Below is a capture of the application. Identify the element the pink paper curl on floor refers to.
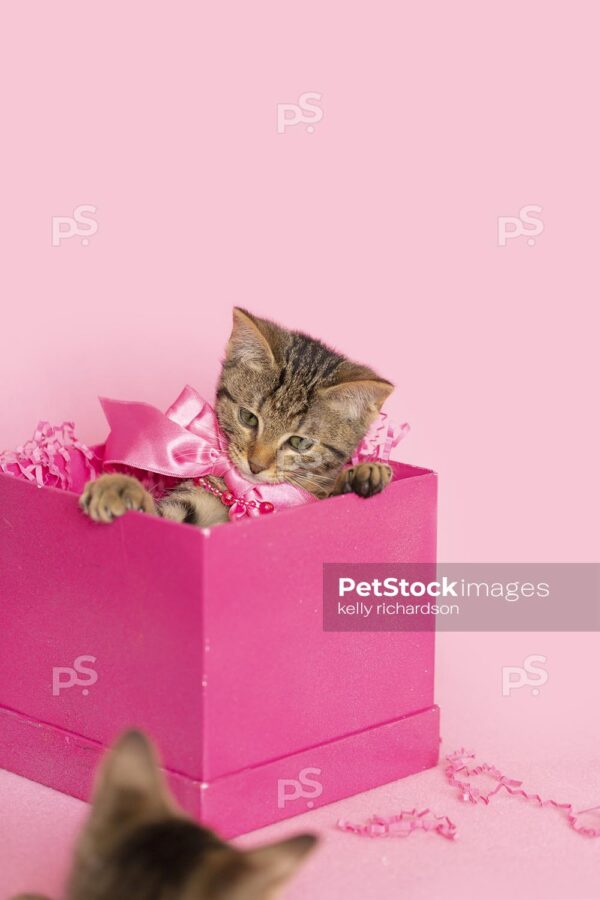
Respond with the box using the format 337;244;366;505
337;808;458;841
445;749;600;838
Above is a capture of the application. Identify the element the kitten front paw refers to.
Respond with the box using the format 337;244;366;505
80;474;156;523
335;462;393;498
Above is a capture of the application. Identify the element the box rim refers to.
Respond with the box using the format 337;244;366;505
0;463;438;540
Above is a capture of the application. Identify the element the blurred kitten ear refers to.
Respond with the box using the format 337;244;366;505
90;730;173;826
227;308;281;370
10;895;52;899
244;834;317;890
319;375;394;417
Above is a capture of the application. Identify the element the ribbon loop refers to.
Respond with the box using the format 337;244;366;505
101;386;318;519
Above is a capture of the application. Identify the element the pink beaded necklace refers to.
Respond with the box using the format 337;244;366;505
195;475;275;515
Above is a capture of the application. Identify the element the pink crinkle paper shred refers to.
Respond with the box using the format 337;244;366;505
351;412;409;465
338;749;600;842
445;748;600;838
337;808;457;841
0;422;179;499
0;421;102;494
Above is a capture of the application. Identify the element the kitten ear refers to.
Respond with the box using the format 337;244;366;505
226;308;281;371
319;375;394;418
244;834;317;889
90;730;173;826
206;836;316;898
10;895;52;899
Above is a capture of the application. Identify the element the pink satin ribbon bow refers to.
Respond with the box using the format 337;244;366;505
101;385;407;520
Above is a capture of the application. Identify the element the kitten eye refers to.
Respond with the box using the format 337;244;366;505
239;407;258;428
288;436;314;452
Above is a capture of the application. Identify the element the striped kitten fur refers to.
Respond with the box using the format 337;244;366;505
81;309;394;527
12;730;316;900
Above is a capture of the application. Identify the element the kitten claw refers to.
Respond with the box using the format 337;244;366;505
334;463;392;499
80;474;156;523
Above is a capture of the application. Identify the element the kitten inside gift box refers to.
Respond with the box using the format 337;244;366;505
0;308;439;856
3;308;405;522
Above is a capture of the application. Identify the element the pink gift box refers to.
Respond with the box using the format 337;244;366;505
0;461;439;837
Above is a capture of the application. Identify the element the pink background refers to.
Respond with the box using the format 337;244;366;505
0;2;598;899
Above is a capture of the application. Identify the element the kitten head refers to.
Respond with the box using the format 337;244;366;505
63;730;316;900
216;309;393;497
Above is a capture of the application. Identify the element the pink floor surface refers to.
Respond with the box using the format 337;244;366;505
2;632;599;900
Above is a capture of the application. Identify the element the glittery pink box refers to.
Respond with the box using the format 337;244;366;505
0;463;439;837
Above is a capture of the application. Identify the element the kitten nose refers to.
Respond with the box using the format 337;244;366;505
248;458;269;475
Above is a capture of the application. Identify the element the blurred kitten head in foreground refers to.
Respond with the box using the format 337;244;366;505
15;730;316;900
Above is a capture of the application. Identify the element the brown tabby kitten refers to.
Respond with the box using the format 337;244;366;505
80;309;394;527
13;730;316;900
